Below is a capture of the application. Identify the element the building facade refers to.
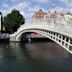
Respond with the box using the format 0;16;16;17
32;9;47;21
32;8;66;24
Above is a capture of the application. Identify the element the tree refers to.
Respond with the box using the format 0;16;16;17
3;9;25;33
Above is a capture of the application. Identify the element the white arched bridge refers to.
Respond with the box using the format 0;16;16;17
10;20;72;54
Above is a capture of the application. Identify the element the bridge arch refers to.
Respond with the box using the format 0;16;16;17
20;32;32;42
15;28;72;54
16;29;45;41
10;22;72;54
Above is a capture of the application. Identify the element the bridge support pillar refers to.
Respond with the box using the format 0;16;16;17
10;36;16;42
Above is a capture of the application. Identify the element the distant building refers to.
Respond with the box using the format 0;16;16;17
31;5;70;24
32;8;65;24
64;13;72;26
32;9;47;21
64;14;72;20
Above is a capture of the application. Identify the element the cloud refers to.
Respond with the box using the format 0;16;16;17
32;0;49;3
1;1;31;16
54;6;64;12
2;0;9;3
1;0;48;20
61;0;72;8
3;3;9;9
28;5;48;13
2;0;72;21
11;0;20;2
51;6;72;13
13;1;31;11
60;0;72;13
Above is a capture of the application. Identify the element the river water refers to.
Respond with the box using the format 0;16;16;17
0;41;72;72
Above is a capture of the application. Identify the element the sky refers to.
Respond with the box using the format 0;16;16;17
0;0;72;20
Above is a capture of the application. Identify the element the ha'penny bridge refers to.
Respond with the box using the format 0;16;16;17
10;19;72;54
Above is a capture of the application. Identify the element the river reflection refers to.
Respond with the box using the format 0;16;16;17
0;42;71;72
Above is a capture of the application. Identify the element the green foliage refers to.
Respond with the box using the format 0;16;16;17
3;9;25;33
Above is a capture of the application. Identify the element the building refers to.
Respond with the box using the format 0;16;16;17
64;14;72;20
32;8;65;24
64;13;72;26
32;9;47;21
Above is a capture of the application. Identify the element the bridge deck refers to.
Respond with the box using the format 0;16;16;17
17;21;72;39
